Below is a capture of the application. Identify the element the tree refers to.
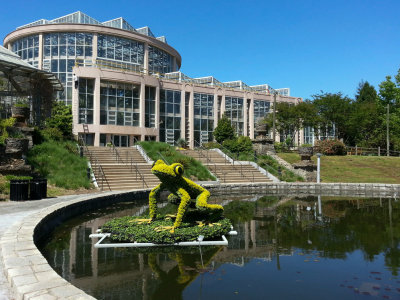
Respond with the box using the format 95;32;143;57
356;81;379;103
213;114;235;143
311;92;352;141
347;81;384;146
378;69;400;151
45;102;73;138
379;74;400;107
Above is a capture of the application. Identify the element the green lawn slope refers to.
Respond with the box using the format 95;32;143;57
277;152;400;184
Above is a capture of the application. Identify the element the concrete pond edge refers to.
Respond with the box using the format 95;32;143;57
1;182;400;299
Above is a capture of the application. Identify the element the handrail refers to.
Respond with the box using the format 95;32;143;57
194;140;252;182
78;136;111;191
109;140;124;163
109;140;148;188
213;141;282;180
129;157;148;188
156;151;170;164
192;141;221;181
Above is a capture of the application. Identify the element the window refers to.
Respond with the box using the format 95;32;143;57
160;89;181;144
100;81;140;126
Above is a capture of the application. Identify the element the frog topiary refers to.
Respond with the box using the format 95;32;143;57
137;160;223;233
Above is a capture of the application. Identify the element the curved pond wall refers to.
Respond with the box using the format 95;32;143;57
1;182;400;299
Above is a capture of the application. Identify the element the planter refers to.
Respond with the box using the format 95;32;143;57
255;123;268;134
11;106;30;117
5;138;29;155
298;146;313;160
11;106;30;122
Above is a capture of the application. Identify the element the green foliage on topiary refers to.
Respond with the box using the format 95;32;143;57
147;160;223;231
213;115;235;143
314;139;346;156
101;215;232;244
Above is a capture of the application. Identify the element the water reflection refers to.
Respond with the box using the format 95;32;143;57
40;195;400;300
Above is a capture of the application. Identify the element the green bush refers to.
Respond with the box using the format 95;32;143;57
213;115;235;143
223;136;253;154
45;103;73;139
0;118;16;145
41;127;63;141
27;140;91;189
314;139;346;156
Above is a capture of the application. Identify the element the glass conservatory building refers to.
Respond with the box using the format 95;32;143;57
3;12;302;148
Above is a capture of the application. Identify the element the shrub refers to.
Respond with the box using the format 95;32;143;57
41;127;63;141
176;138;187;148
213;115;235;143
0;117;16;145
222;136;252;154
314;139;346;156
45;103;73;139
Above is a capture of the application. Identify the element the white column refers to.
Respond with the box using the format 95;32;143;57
92;33;98;62
155;84;160;141
143;43;149;74
180;88;186;139
93;77;101;146
221;94;226;116
249;97;255;139
140;81;146;141
213;93;219;130
189;90;194;149
243;93;248;137
38;34;43;69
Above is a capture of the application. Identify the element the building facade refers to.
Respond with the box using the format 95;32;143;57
3;12;302;148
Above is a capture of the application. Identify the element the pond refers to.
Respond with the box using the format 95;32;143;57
39;195;400;300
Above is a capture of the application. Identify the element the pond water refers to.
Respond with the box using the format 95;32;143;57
39;195;400;300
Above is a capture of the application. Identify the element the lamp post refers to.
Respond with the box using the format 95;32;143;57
387;104;390;157
272;89;277;142
316;153;322;183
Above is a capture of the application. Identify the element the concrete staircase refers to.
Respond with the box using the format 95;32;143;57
86;146;159;191
179;149;272;184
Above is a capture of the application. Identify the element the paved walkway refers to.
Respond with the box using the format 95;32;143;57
0;193;101;300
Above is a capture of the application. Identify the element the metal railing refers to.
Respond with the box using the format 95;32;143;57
193;141;225;182
156;151;170;164
109;141;148;188
210;141;282;181
193;141;258;182
78;136;111;191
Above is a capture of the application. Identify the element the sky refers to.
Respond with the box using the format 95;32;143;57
1;0;400;100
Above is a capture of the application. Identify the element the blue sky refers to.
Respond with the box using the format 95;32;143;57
1;0;399;100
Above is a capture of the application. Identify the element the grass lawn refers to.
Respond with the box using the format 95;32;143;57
277;152;400;184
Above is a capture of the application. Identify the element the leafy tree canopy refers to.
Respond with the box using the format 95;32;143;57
45;102;73;138
213;114;235;143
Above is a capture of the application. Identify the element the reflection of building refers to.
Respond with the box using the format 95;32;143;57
3;12;301;147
